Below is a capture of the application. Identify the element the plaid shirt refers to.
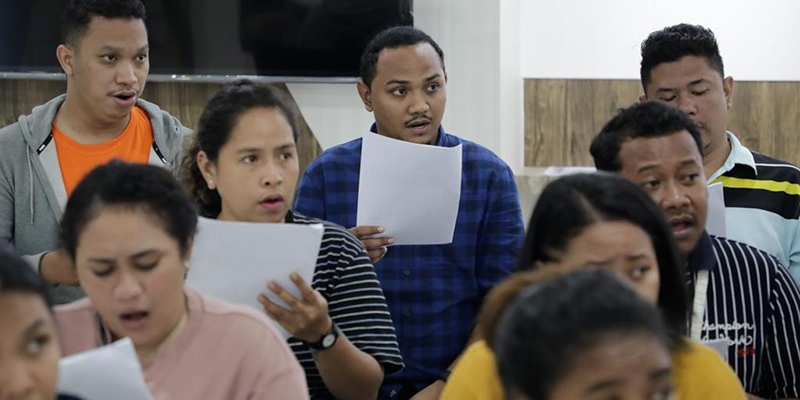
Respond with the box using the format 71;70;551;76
294;125;524;399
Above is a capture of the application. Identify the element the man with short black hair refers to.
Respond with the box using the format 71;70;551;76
0;0;190;303
294;26;524;400
591;101;800;400
640;23;800;283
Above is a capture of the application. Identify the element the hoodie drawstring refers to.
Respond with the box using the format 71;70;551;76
26;146;34;225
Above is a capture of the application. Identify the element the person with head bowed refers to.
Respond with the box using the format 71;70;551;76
53;161;309;400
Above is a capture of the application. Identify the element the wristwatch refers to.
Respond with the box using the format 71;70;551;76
307;323;341;351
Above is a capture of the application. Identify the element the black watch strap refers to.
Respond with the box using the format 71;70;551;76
307;323;340;350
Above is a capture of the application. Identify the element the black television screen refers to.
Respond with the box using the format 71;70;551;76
0;0;412;79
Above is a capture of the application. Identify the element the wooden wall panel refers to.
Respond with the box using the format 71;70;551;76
0;79;322;174
525;79;800;167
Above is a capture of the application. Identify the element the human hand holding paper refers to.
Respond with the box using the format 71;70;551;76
348;225;393;264
186;218;324;338
258;273;332;343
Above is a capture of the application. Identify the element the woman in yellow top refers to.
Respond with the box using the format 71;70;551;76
441;173;745;400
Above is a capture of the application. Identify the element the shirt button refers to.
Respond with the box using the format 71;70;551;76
403;269;411;276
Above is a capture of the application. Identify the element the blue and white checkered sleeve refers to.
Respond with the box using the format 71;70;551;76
475;164;524;297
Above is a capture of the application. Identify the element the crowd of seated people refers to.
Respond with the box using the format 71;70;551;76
1;1;798;400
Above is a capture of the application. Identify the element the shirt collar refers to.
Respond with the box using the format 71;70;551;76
687;230;717;272
368;123;447;147
707;131;757;182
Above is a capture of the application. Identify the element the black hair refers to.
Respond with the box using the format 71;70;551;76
182;80;299;218
0;242;54;308
520;173;688;336
494;269;673;400
640;23;724;90
590;101;703;172
60;161;198;259
359;26;445;88
62;0;147;47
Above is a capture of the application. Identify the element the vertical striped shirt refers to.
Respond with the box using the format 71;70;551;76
687;232;800;398
707;131;800;283
286;211;404;400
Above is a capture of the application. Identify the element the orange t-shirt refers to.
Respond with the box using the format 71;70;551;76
53;106;154;196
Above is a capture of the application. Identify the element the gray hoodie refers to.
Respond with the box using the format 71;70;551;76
0;94;191;303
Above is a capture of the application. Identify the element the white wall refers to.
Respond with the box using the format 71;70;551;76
290;0;525;171
520;0;800;81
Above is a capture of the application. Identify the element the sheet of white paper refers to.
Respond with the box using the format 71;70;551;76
186;217;324;338
57;338;154;400
706;182;726;237
543;166;597;177
357;132;462;245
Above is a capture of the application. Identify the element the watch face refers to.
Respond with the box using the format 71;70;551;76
322;333;336;348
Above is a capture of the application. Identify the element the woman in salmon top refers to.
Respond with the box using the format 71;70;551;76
53;161;309;400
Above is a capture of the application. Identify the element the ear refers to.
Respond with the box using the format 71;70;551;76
723;76;734;110
196;151;217;190
638;94;648;103
357;81;373;112
183;237;194;270
56;44;75;76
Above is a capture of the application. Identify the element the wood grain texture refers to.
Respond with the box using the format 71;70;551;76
524;79;800;167
0;79;322;175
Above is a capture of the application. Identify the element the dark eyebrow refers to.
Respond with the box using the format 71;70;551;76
679;158;701;168
276;143;297;151
649;368;672;381
626;253;651;261
385;79;410;86
656;78;710;93
636;163;660;174
98;45;122;53
424;73;442;81
87;256;115;264
586;379;621;393
98;45;149;54
24;319;46;337
687;78;710;86
235;147;263;154
130;249;160;260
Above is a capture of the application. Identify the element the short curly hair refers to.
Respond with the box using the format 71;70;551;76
590;101;703;172
640;23;724;90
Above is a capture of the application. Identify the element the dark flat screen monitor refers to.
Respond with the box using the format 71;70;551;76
0;0;413;79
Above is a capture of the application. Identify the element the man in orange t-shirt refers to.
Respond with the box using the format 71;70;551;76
0;0;190;303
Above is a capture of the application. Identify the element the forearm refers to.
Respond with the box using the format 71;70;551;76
314;334;383;400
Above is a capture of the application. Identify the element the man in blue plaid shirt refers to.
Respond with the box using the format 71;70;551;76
294;26;524;400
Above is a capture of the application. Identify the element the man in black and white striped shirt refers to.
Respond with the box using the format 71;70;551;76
591;101;800;399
